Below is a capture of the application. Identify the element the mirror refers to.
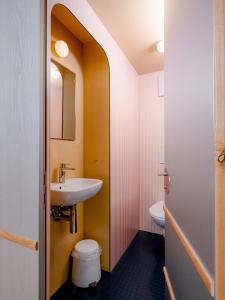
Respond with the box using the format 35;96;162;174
50;60;76;140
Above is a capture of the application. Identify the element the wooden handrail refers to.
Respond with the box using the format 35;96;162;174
164;206;214;296
0;229;38;251
163;266;176;300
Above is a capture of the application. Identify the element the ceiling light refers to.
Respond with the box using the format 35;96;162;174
157;40;164;53
55;40;69;58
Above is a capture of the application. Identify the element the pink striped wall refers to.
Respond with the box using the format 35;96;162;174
110;67;140;269
48;0;140;271
139;72;165;235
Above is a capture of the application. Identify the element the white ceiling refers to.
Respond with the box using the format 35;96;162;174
87;0;164;74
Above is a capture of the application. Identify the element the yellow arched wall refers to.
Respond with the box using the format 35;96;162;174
50;16;85;295
50;6;110;296
83;40;110;272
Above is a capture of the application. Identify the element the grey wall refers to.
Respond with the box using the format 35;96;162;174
165;0;215;299
0;1;45;299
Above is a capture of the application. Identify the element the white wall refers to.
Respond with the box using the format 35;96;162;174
139;71;165;235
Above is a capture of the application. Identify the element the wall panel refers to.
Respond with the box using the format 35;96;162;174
50;17;84;295
83;40;110;271
215;0;225;298
48;0;140;271
139;71;164;235
110;62;140;269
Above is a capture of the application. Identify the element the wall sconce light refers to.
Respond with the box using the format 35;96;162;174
51;62;61;79
55;40;69;58
157;40;164;53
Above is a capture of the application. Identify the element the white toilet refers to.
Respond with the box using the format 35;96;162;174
149;201;165;228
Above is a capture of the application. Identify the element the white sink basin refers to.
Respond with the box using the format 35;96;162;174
51;178;103;206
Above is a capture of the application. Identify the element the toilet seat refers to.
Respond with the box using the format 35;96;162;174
149;201;165;219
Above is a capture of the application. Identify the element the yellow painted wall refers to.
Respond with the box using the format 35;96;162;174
83;41;110;271
50;10;110;294
50;16;84;295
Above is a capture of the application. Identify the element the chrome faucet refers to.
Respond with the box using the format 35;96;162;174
59;163;75;183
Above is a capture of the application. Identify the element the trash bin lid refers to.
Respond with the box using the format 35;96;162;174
74;239;99;258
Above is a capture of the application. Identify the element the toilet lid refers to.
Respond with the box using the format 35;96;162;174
75;239;99;257
149;201;165;219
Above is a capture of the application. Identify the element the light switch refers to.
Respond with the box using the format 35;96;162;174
159;149;165;164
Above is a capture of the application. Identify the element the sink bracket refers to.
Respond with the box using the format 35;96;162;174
51;205;77;234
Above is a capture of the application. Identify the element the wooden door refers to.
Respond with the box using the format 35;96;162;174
0;1;45;299
215;0;225;299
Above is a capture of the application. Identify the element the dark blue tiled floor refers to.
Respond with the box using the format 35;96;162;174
51;231;165;300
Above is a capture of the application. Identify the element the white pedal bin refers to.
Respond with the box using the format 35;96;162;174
72;239;102;288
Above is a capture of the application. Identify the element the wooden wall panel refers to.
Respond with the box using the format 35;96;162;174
139;72;165;236
214;0;225;299
49;16;85;296
83;40;110;272
110;63;140;269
